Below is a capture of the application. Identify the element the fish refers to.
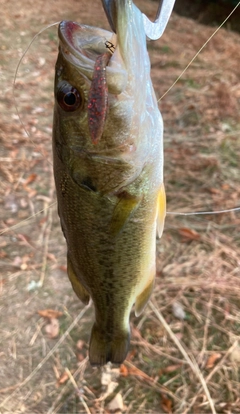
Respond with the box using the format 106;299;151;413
52;0;166;366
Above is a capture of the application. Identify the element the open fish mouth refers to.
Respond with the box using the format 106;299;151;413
58;20;127;96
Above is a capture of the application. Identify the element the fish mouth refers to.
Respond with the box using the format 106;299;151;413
58;20;127;95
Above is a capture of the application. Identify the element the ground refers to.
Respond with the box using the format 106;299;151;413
0;0;240;413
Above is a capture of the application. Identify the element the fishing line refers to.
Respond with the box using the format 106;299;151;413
13;21;60;166
158;1;240;219
167;206;240;216
0;202;57;236
2;202;239;237
8;7;239;239
157;1;240;102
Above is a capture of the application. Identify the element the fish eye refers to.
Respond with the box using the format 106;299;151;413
57;83;82;112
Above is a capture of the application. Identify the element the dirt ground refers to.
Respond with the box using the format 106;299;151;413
1;0;240;413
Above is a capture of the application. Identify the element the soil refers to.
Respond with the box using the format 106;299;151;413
174;0;240;33
0;0;240;412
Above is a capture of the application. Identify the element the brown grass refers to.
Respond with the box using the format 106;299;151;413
1;0;240;412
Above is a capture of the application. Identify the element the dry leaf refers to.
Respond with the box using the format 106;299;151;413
38;309;63;319
76;340;85;350
45;318;59;338
126;349;136;361
107;393;124;412
57;371;69;386
209;187;221;195
77;353;85;362
161;364;182;374
205;353;222;369
161;395;173;413
23;173;37;186
124;364;151;381
59;265;67;272
178;227;200;241
172;302;186;320
120;364;128;377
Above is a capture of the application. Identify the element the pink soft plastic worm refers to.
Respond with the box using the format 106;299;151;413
88;52;111;145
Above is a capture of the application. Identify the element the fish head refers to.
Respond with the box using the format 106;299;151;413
53;1;163;192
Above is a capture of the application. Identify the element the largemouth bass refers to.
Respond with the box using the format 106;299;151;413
52;0;166;366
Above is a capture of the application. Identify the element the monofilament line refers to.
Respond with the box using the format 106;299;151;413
158;1;240;102
167;206;240;216
13;22;60;151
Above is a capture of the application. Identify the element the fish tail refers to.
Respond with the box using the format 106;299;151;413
89;323;130;366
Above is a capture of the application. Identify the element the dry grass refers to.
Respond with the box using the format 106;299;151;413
0;0;240;412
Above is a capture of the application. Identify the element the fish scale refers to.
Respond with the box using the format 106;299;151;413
53;0;166;366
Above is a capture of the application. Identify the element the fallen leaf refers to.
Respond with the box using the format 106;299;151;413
205;353;222;369
76;340;85;351
45;318;59;339
57;371;69;386
107;393;124;412
172;302;186;320
23;173;37;186
178;227;200;241
59;265;67;272
209;187;221;195
0;278;7;289
161;395;173;413
38;309;63;319
77;353;85;362
161;364;182;374
126;349;136;361
221;183;230;190
123;363;151;381
47;253;57;262
120;364;128;377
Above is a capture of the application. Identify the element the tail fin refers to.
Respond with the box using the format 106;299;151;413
89;323;130;366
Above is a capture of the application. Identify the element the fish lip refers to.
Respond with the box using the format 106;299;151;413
58;21;112;63
58;20;127;94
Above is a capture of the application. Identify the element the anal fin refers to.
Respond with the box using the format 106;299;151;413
157;183;166;238
135;278;154;317
67;255;90;305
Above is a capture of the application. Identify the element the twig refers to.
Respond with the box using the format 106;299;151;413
48;357;89;414
39;202;53;286
0;303;91;410
149;301;217;414
199;289;213;366
65;367;91;414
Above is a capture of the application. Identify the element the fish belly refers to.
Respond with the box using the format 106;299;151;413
53;148;159;365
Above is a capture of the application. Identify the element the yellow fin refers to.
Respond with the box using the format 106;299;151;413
135;278;155;317
157;183;166;238
67;255;90;305
110;192;141;237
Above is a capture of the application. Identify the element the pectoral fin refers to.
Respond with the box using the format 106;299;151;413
67;255;90;304
135;278;154;317
157;183;166;238
110;192;141;237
